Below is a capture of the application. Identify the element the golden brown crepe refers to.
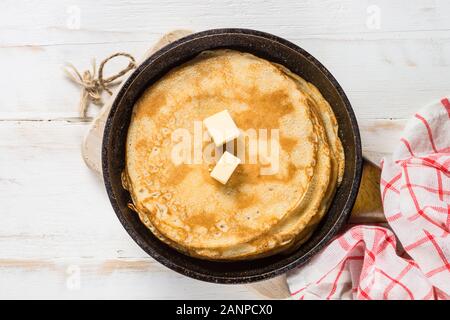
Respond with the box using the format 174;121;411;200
123;49;344;260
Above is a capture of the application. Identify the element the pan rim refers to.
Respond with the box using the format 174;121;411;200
102;28;363;284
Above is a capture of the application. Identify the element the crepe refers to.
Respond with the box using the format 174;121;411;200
124;49;344;260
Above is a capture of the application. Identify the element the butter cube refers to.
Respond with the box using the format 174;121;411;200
210;151;241;184
203;110;240;147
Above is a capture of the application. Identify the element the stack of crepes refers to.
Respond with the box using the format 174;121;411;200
123;50;345;260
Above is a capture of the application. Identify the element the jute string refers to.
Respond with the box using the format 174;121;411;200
64;53;136;118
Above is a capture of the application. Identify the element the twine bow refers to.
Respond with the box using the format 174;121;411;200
64;53;136;118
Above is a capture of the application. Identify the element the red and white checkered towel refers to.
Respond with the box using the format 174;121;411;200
287;98;450;300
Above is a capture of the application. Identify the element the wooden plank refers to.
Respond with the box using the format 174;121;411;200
0;257;258;299
0;36;448;120
2;0;450;46
1;1;449;120
359;118;406;165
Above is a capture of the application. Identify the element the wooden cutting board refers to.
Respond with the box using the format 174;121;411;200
81;30;402;299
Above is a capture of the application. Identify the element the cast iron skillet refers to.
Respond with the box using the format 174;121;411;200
102;28;362;284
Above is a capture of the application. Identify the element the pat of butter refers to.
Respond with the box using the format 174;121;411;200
203;110;240;147
210;151;241;184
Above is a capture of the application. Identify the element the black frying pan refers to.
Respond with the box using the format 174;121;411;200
102;29;362;284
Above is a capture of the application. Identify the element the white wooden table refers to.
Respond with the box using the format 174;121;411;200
1;0;448;299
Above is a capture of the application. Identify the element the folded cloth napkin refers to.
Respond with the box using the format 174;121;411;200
287;98;450;300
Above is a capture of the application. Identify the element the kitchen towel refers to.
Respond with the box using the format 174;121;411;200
287;98;450;300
